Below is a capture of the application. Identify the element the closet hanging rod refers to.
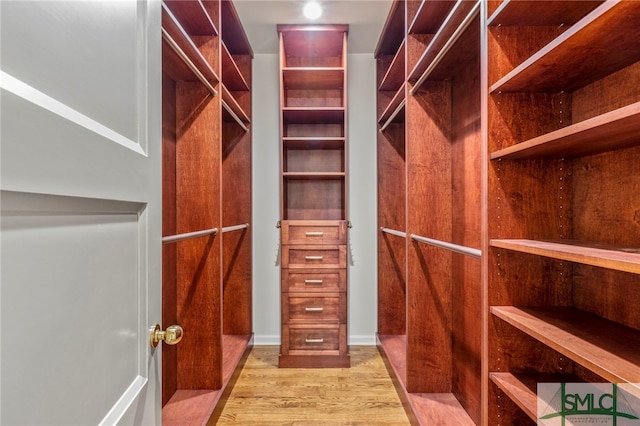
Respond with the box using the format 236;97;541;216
380;227;407;238
222;100;249;132
162;227;218;244
409;1;480;95
410;234;481;258
380;99;406;132
221;223;250;233
161;27;219;98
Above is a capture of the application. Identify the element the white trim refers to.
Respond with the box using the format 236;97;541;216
349;335;377;346
253;335;281;345
98;375;147;426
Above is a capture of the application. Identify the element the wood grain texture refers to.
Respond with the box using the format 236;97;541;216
217;346;409;425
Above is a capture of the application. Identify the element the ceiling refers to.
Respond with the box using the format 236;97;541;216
233;0;393;54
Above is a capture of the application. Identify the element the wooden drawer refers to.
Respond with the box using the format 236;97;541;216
283;293;346;323
282;245;346;269
282;269;346;293
287;325;341;351
281;220;347;245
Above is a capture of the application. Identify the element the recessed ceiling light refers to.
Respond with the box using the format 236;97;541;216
303;1;322;20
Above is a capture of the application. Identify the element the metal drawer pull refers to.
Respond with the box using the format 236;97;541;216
305;307;324;312
305;338;324;344
305;255;323;260
305;279;324;284
305;231;324;236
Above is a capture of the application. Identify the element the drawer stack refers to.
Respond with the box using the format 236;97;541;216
279;220;349;367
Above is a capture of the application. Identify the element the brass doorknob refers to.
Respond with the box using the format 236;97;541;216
150;324;183;347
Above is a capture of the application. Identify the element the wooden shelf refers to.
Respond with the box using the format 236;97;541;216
408;0;479;86
221;84;249;125
490;1;640;93
490;102;640;160
379;40;405;92
283;137;344;150
491;306;640;386
380;99;405;132
283;107;345;124
280;25;347;63
408;0;456;35
221;42;249;91
374;0;405;57
490;372;582;422
487;0;602;27
282;68;344;90
221;0;253;56
283;172;346;180
161;3;219;85
163;0;218;36
378;83;405;124
490;239;640;274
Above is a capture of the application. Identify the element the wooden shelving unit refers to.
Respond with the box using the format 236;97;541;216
486;1;640;424
160;1;253;424
376;0;481;424
278;24;350;368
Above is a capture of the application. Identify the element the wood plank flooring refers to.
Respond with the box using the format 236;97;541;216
210;346;410;425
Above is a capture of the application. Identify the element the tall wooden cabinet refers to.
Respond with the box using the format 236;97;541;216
160;0;253;424
277;24;350;368
376;0;640;424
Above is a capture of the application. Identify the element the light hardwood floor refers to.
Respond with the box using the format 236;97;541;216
211;346;411;425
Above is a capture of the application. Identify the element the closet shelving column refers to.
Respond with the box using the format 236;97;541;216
486;1;640;424
376;0;482;423
278;24;350;369
161;0;253;423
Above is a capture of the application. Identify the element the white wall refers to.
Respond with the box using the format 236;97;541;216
251;53;378;345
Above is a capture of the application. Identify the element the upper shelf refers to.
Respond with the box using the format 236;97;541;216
408;1;479;88
491;306;640;386
490;102;640;160
374;0;405;57
283;107;345;125
282;68;344;90
221;0;253;56
487;0;602;27
490;239;640;275
490;1;640;93
409;0;457;34
379;40;405;92
163;0;218;36
379;83;405;124
222;84;250;127
162;3;219;88
279;25;347;66
221;42;249;91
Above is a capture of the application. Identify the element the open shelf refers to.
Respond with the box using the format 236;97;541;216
283;172;345;180
282;68;344;90
283;107;345;124
378;40;405;92
162;3;219;86
378;83;405;124
374;0;405;57
221;42;249;91
487;0;602;27
221;84;250;126
280;25;347;68
408;0;478;85
220;0;252;56
163;0;218;36
491;306;640;386
490;102;640;160
490;1;640;93
490;239;640;274
408;0;456;34
282;137;344;150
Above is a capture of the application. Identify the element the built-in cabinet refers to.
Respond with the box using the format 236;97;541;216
278;24;350;368
376;0;640;424
160;0;253;423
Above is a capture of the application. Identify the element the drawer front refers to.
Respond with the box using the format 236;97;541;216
283;269;346;293
281;220;346;245
288;326;341;351
284;294;344;323
282;245;346;269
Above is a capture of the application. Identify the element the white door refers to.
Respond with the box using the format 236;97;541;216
1;1;163;425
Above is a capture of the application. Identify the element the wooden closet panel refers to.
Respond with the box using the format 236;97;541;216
378;232;406;336
377;126;405;230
